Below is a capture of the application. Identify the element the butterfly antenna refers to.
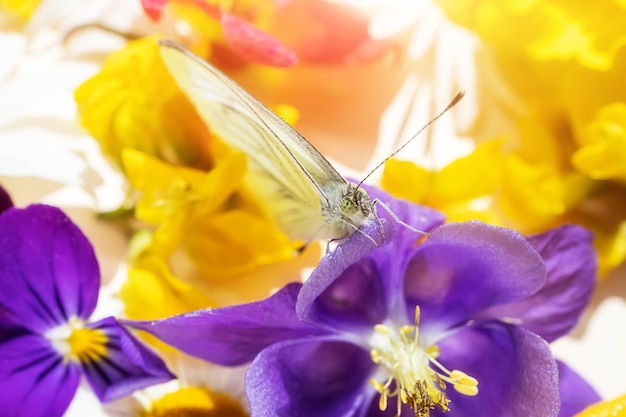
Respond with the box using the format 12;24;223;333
357;91;465;188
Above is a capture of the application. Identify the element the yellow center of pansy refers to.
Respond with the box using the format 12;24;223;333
46;317;108;363
143;387;248;417
368;307;478;416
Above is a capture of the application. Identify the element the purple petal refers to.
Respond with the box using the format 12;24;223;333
0;184;13;214
127;283;326;365
0;205;100;333
0;334;80;417
298;220;395;333
0;310;29;343
298;192;445;333
403;222;546;338
480;226;596;342
246;337;375;417
557;360;600;417
80;317;174;402
433;322;559;417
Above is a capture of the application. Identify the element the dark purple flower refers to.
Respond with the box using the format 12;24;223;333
0;204;174;417
129;189;597;417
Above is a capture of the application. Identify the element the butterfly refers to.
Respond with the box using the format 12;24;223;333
158;39;462;246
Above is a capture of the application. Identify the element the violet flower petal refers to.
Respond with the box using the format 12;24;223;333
127;283;325;365
433;321;559;417
297;219;394;333
0;184;13;214
403;222;546;338
0;205;100;333
246;337;374;417
557;360;600;417
0;334;80;417
299;256;389;334
298;195;445;333
81;317;174;402
480;225;596;342
0;310;29;343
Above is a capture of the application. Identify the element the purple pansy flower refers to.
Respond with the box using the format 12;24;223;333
129;188;598;417
0;204;174;417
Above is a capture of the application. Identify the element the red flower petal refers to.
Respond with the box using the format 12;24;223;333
140;0;169;21
221;13;298;68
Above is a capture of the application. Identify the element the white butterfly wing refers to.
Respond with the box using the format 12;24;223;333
159;40;348;241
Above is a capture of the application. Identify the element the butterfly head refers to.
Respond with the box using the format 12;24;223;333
339;185;373;222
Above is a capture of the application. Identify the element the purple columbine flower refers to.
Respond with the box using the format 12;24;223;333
129;188;599;417
0;204;174;417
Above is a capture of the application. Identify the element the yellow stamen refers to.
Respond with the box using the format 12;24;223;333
143;386;248;417
368;306;479;416
67;326;108;363
46;317;108;363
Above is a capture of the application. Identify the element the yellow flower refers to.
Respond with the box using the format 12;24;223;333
121;250;215;321
76;33;316;309
105;355;249;417
0;0;40;20
122;148;246;255
382;139;505;224
574;393;626;417
437;0;626;71
75;35;212;170
497;155;592;232
573;102;626;182
122;147;301;278
143;386;248;417
183;204;298;276
429;1;626;276
380;139;626;274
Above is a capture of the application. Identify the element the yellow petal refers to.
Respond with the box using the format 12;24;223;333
184;209;297;277
573;102;626;182
498;155;567;231
75;36;212;169
122;148;246;226
595;221;626;277
437;0;626;71
443;201;501;225
381;159;431;204
574;393;626;417
146;386;248;417
120;252;216;353
434;138;504;204
121;254;215;321
381;140;504;223
0;0;40;19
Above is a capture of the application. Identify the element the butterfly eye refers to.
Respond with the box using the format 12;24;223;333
339;196;359;216
356;187;369;200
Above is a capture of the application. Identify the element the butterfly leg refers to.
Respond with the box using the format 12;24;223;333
372;199;430;237
325;238;344;253
346;222;380;246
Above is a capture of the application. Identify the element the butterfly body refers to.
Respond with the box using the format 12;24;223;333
159;40;377;243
